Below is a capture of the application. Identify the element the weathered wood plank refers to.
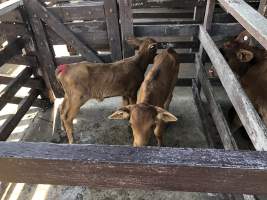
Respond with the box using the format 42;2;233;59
29;0;104;63
133;8;194;18
134;24;199;37
176;77;221;87
196;55;238;150
0;37;25;67
0;89;39;141
7;55;37;66
132;0;204;8
104;0;122;61
199;26;267;151
217;0;267;49
0;9;23;23
192;79;222;148
0;23;28;47
0;76;44;90
8;96;51;109
0;0;22;17
0;142;267;194
24;1;63;99
118;0;134;58
0;67;32;111
56;54;112;64
258;0;267;16
134;23;243;38
56;53;195;64
46;21;109;50
47;2;105;22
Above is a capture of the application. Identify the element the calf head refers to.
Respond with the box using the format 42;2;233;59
127;37;158;63
220;37;255;77
109;103;177;147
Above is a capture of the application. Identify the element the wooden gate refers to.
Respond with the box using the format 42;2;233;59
22;0;122;98
0;0;267;198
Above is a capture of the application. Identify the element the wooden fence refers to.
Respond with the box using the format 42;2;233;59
0;0;266;198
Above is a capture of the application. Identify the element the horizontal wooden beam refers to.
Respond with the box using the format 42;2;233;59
7;96;50;109
0;0;23;17
132;0;204;8
199;26;267;151
0;142;266;194
55;53;195;64
176;77;221;87
0;67;32;111
134;23;243;38
217;0;267;49
0;37;26;67
0;76;44;90
7;55;37;66
0;89;39;141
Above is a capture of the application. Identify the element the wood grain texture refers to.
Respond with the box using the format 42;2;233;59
0;76;44;90
0;67;32;111
29;0;104;63
0;142;267;194
0;37;26;67
104;0;122;61
0;0;22;17
24;1;63;99
199;26;267;151
0;89;39;141
196;55;238;150
118;0;134;58
47;2;105;22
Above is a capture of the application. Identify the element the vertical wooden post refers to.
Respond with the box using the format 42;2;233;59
104;0;122;61
118;0;134;58
258;0;267;16
23;0;63;100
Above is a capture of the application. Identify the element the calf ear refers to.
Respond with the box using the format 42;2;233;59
155;107;177;122
108;106;133;120
236;49;254;63
127;37;142;49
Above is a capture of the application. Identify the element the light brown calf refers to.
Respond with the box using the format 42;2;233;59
109;48;179;147
220;33;267;132
56;38;158;144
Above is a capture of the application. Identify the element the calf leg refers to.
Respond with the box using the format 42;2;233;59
129;94;137;105
154;120;166;146
122;96;130;106
164;93;173;110
61;94;86;144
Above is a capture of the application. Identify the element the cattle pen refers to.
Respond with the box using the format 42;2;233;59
0;0;267;199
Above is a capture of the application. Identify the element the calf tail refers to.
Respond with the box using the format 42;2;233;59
55;64;68;80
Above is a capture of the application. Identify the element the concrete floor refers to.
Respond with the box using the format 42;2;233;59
0;63;262;200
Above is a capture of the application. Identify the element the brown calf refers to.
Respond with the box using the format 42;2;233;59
56;38;158;144
109;48;179;147
220;34;267;132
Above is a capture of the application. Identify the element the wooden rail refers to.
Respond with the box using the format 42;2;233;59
0;142;266;195
199;26;267;151
0;89;40;141
0;38;26;67
0;0;22;17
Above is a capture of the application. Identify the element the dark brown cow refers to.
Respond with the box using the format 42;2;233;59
220;33;267;132
56;37;158;144
109;48;179;147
